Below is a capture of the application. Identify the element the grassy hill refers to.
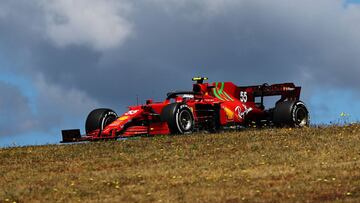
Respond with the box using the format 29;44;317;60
1;125;360;202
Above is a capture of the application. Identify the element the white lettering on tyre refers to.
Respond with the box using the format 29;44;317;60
101;111;118;130
176;104;193;134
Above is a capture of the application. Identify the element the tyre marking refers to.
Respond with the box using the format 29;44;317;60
175;105;193;134
292;101;308;127
175;108;183;134
101;112;118;130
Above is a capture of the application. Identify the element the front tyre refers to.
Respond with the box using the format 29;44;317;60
85;108;118;135
273;101;309;127
161;103;194;134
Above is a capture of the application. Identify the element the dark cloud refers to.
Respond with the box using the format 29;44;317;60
0;78;99;136
1;0;360;136
0;81;37;136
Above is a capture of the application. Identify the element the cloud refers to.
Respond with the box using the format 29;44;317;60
150;0;242;16
0;75;99;136
33;74;100;130
0;81;37;136
39;0;133;50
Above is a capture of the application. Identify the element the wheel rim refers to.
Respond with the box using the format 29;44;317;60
295;107;308;126
179;110;193;131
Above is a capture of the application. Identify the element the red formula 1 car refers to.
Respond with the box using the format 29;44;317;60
61;77;309;143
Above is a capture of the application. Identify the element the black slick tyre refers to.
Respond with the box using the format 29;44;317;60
273;100;309;127
85;108;118;135
161;103;194;134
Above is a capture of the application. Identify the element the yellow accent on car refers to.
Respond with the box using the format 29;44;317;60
192;77;208;81
224;107;234;120
118;116;129;121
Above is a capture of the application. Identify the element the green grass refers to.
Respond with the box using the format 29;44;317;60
1;125;360;202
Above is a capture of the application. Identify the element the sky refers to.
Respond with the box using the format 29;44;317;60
1;0;360;147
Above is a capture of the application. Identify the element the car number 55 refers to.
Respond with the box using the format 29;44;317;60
240;91;248;102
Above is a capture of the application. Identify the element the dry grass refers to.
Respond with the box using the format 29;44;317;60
1;125;360;202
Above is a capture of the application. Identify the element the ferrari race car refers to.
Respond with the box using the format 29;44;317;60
61;77;309;143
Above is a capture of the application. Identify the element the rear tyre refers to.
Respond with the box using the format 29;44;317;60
85;108;118;135
273;101;309;127
161;103;194;134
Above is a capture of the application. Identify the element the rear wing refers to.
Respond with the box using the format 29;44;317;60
237;83;301;104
